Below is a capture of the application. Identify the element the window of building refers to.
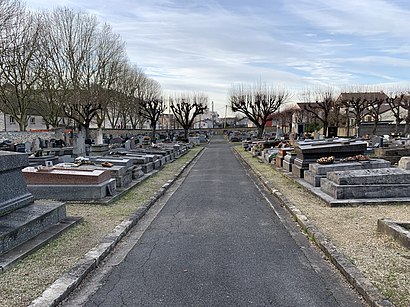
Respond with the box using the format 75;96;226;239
9;116;15;124
30;117;36;125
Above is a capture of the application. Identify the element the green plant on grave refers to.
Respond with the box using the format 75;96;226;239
305;122;322;133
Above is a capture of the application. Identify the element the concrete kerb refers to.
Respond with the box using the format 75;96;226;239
29;146;205;307
232;148;393;307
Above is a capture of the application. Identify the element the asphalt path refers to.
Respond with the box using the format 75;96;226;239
66;136;365;306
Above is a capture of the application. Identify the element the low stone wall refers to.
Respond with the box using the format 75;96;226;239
0;131;55;143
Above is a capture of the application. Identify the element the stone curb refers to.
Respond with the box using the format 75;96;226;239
29;147;205;307
233;148;393;307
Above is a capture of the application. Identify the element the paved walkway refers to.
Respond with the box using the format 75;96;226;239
71;137;364;306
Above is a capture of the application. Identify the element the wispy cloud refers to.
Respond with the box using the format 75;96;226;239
25;0;410;110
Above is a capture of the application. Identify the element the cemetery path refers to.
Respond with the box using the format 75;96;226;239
67;136;365;307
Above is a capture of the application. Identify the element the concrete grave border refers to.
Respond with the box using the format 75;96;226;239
378;218;410;249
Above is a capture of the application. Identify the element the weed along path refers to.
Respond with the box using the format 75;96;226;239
64;136;365;306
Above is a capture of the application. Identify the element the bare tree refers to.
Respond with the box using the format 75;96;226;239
385;92;403;134
170;93;208;140
41;8;126;139
229;81;289;138
0;0;23;46
138;78;165;142
390;92;410;135
367;93;388;135
338;89;388;136
300;87;337;137
126;66;146;129
0;8;42;131
270;106;299;134
105;63;134;129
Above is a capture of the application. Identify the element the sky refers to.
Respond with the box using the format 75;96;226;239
25;0;410;115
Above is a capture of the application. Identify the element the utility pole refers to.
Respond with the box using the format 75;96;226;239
224;104;228;129
211;101;214;129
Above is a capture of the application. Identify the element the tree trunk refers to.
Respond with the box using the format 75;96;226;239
323;122;328;138
372;121;378;136
395;117;401;134
151;122;157;143
257;125;264;139
18;120;27;131
184;128;189;141
85;125;91;140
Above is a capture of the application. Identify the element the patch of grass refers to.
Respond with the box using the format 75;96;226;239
0;147;201;307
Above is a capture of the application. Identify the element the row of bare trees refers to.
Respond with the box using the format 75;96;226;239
300;87;410;137
229;81;410;138
0;1;209;141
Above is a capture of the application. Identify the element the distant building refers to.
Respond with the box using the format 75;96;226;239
0;111;49;132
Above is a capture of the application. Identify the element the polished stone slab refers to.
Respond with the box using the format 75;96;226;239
305;159;391;187
291;140;367;178
327;168;410;185
23;167;111;185
27;179;116;201
320;168;410;199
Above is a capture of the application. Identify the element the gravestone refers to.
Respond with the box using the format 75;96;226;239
32;138;41;152
0;151;77;264
89;144;109;157
292;139;367;178
130;138;138;150
73;129;86;156
23;165;116;201
374;146;410;164
304;159;391;187
320;168;410;199
96;128;104;145
24;141;31;153
398;156;410;170
124;140;131;151
275;147;293;168
328;127;338;138
283;152;297;172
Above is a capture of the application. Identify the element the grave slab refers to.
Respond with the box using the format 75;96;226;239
292;139;367;178
320;168;410;199
304;159;391;187
28;179;116;201
23;167;111;185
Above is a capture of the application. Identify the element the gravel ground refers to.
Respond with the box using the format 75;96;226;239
0;147;201;307
235;147;410;307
